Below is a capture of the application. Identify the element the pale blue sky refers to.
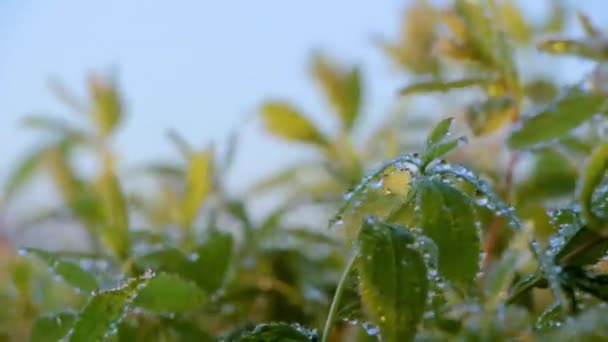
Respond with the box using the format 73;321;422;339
1;0;607;194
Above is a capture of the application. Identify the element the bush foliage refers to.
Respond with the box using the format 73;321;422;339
3;0;608;341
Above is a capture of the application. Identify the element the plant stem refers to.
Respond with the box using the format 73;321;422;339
321;251;358;342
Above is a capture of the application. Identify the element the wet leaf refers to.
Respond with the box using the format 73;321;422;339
135;273;207;313
417;178;480;289
426;117;454;148
231;322;317;341
579;143;608;229
421;138;463;170
260;101;327;146
64;272;153;342
20;248;98;292
357;217;428;342
179;147;213;227
509;87;608;148
30;312;76;342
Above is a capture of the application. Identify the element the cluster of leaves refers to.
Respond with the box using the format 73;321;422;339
3;0;608;341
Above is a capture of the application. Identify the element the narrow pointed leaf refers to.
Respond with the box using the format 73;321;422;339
422;137;463;169
509;87;608;148
64;272;153;342
418;179;480;289
134;273;207;313
466;96;515;136
426;117;454;147
537;37;608;61
540;306;608;341
400;78;486;96
4;147;44;200
30;312;76;342
580;143;608;229
20;248;98;292
179;148;213;227
96;167;130;260
576;11;601;37
260;101;326;145
357;218;428;342
89;75;123;136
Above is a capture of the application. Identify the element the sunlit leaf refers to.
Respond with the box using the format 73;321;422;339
509;87;608;148
260;101;326;145
30;312;76;342
19;248;98;292
96;164;130;260
579;143;608;229
135;273;207;313
179;147;213;227
537;37;608;61
64;271;153;342
499;1;531;44
466;96;515;136
399;78;486;96
89;74;123;136
357;217;428;342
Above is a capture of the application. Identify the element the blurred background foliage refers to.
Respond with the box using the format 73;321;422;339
3;0;608;341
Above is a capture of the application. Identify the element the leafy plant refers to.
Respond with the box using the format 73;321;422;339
4;0;608;341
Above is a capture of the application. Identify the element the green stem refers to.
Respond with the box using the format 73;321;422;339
321;251;358;342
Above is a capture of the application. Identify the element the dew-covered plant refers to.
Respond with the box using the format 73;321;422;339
3;0;608;341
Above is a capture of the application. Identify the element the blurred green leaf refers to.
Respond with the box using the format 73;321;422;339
22;115;87;141
191;231;234;293
509;87;607;148
96;166;131;260
65;272;153;342
30;312;76;342
466;96;515;136
260;101;326;146
399;78;486;96
89;74;123;136
540;306;608;341
135;273;207;313
3;147;44;200
580;143;608;229
357;218;428;342
551;209;608;267
179;147;213;227
167;129;193;160
417;179;479;289
537;37;608;61
576;11;601;37
426;117;454;148
20;248;98;292
422;138;463;170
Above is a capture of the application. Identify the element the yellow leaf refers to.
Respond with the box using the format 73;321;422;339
499;1;531;44
96;161;130;259
179;148;213;227
466;97;515;136
89;74;123;136
260;101;326;145
382;166;412;196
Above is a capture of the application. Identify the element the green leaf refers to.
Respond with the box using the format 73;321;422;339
260;101;326;145
485;252;518;310
550;209;608;267
400;78;486;96
580;143;608;229
576;11;601;37
539;306;608;341
179;148;213;227
311;53;362;130
417;178;480;289
166;129;194;159
134;273;207;313
3;147;44;200
509;87;608;148
421;137;464;170
466;96;515;136
30;312;76;342
191;231;234;293
537;37;608;61
232;322;317;341
96;167;130;260
64;272;153;342
357;217;428;342
19;248;98;292
562;267;608;301
89;75;123;136
426;117;454;148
